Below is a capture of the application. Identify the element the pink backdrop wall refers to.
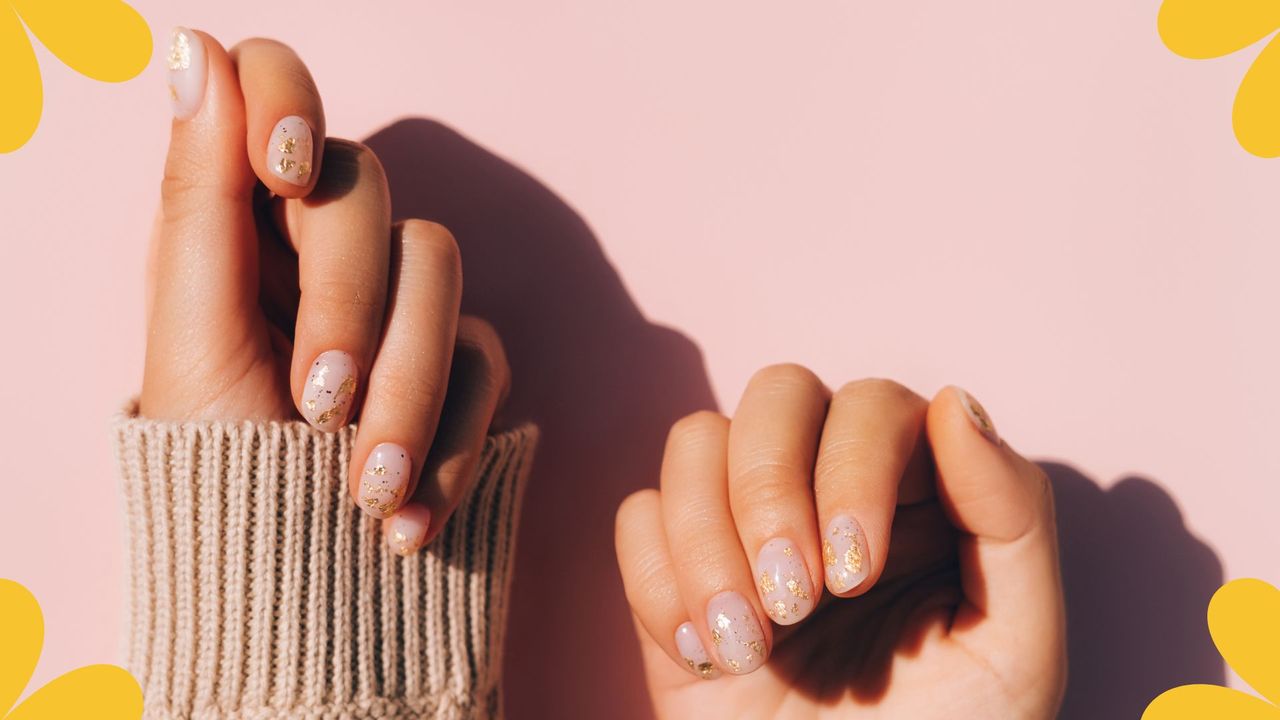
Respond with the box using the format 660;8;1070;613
1;1;1273;716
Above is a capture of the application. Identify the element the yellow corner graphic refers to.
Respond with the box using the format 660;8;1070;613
1159;0;1280;157
1144;579;1280;719
0;1;151;154
0;579;142;720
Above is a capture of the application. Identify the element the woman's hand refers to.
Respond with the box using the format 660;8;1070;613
615;367;1065;719
140;29;509;554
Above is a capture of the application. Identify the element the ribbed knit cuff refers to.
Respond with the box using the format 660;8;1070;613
114;403;537;720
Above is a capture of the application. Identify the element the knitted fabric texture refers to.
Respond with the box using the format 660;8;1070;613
114;405;537;720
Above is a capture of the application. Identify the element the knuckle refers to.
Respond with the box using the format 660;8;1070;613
667;410;728;450
749;362;823;394
307;275;383;320
835;377;918;406
377;366;447;415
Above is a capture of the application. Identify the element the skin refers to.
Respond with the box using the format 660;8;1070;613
616;367;1067;719
140;31;510;553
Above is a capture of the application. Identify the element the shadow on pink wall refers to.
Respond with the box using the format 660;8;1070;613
363;119;1224;719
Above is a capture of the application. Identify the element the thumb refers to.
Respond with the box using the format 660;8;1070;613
926;387;1066;693
144;29;263;417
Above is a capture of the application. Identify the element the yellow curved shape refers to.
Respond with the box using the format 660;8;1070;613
0;5;42;154
1234;35;1280;157
1158;0;1280;59
0;580;43;717
1209;578;1280;704
10;0;151;82
1143;684;1280;719
5;665;142;720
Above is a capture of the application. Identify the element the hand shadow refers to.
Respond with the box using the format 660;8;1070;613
1045;465;1225;719
364;118;717;719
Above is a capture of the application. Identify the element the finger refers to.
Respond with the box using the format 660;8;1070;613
285;140;392;431
347;220;461;524
382;316;508;554
726;364;827;626
661;412;771;676
146;29;265;418
813;378;930;597
927;387;1065;687
230;38;325;197
616;489;722;683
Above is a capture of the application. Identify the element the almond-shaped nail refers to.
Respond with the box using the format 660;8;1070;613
823;515;869;593
706;591;767;674
267;116;314;186
302;350;357;432
674;622;720;680
957;387;1000;444
756;538;815;625
386;504;430;556
359;443;411;518
166;27;206;119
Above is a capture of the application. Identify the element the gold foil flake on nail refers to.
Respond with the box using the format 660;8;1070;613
297;162;311;180
823;540;836;567
710;629;723;646
366;464;388;476
715;612;732;631
695;661;715;679
771;600;788;619
279;136;296;154
337;375;356;397
759;572;776;595
167;31;191;71
305;399;317;412
786;577;809;600
747;640;765;657
312;364;330;387
168;84;178;101
727;659;741;673
967;394;997;435
783;546;793;557
276;158;296;175
845;538;863;575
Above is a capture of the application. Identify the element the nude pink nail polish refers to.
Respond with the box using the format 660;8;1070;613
957;387;1000;445
386;504;430;556
166;28;206;120
706;591;767;674
823;514;870;594
756;538;815;625
674;622;719;680
301;350;357;432
267;116;314;186
358;443;411;518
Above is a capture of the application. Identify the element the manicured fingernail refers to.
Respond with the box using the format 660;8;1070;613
386;504;430;556
302;350;357;432
358;443;411;518
674;622;719;680
267;116;314;186
756;538;815;625
823;515;869;594
166;27;206;120
957;387;1000;444
706;591;767;674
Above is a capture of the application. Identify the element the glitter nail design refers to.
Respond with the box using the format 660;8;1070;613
674;622;719;680
706;591;767;675
166;27;206;119
302;350;357;432
267;115;314;185
756;538;814;625
823;515;869;593
385;505;430;556
359;443;411;518
957;387;1000;445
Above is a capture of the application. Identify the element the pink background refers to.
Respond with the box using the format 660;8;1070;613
1;1;1274;716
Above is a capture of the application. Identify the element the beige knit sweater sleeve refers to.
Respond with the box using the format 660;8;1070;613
114;403;538;720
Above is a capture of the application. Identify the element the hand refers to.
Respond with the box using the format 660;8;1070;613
615;367;1065;718
140;29;510;554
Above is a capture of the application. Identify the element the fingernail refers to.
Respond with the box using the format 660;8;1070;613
674;622;720;680
302;350;357;432
166;27;206;120
706;591;767;674
823;515;869;594
359;443;411;518
386;504;430;556
267;116;314;186
756;538;815;625
957;387;1000;444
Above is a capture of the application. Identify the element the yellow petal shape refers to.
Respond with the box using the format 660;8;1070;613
1207;578;1280;703
1158;0;1280;59
1144;684;1280;719
9;0;151;82
0;580;43;716
1235;34;1280;157
5;665;142;720
0;5;42;153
